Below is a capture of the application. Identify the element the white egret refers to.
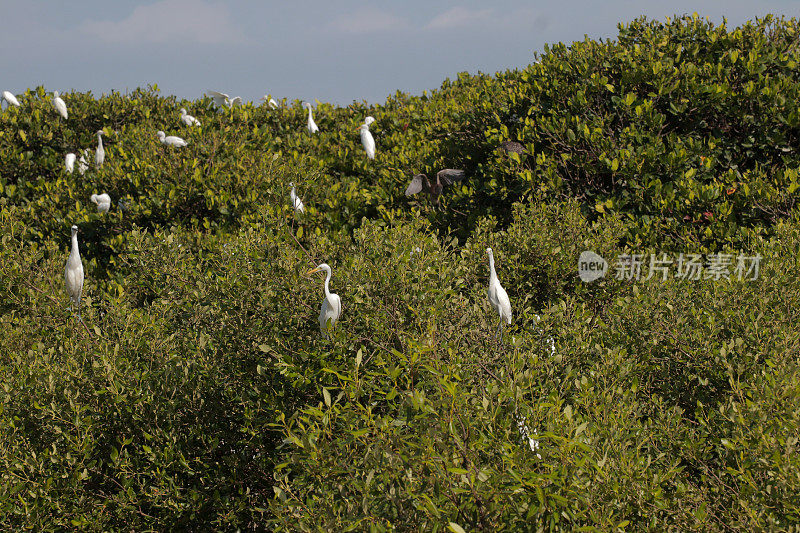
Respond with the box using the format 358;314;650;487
2;90;20;107
90;193;111;213
53;91;68;119
290;182;304;213
303;102;319;133
64;225;84;319
179;108;201;126
260;95;278;108
515;414;541;459
307;263;341;338
359;116;376;160
208;90;242;109
65;153;76;173
486;247;512;340
405;169;466;207
157;131;188;147
77;151;89;175
95;130;105;167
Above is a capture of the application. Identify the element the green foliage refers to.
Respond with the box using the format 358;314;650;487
1;14;799;531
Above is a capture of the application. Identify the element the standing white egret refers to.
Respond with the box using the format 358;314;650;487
77;151;89;175
260;95;278;108
95;130;105;167
359;116;376;160
2;91;20;107
65;153;76;173
53;91;68;119
179;108;201;126
290;182;304;213
90;193;111;213
486;247;512;340
157;130;188;147
64;225;84;319
303;102;319;133
307;263;341;337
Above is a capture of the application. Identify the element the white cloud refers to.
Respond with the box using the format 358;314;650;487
80;0;247;45
330;7;409;34
426;7;493;30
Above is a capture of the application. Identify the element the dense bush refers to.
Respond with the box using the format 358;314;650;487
1;14;799;531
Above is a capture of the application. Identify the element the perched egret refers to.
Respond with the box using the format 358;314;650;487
53;91;68;119
65;153;76;173
95;130;105;167
157;130;188;147
486;247;512;340
2;90;20;107
307;263;341;337
404;168;466;207
90;193;111;213
64;225;84;319
208;90;241;108
179;108;201;126
359;116;376;160
290;182;304;213
77;151;89;175
515;414;541;459
303;102;319;133
260;95;278;108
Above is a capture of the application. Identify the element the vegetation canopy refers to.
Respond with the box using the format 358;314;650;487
1;14;798;531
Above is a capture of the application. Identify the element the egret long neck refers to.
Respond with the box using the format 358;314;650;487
307;107;313;121
488;254;498;283
71;233;80;257
323;268;332;298
97;133;103;149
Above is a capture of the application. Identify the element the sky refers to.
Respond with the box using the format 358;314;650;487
1;1;798;105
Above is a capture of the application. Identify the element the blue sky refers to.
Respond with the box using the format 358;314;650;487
1;1;797;105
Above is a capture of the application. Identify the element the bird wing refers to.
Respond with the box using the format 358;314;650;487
230;96;242;106
208;90;228;107
437;169;466;186
405;174;426;196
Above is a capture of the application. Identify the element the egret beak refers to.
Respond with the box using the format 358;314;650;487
306;267;322;276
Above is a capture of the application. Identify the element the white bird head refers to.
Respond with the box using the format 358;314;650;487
91;194;98;204
303;102;313;110
71;224;79;234
180;108;187;115
54;90;60;98
307;263;331;276
289;182;294;187
486;248;494;260
157;131;166;141
364;116;375;126
96;129;104;136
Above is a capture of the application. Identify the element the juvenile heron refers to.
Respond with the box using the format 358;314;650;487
404;168;466;207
